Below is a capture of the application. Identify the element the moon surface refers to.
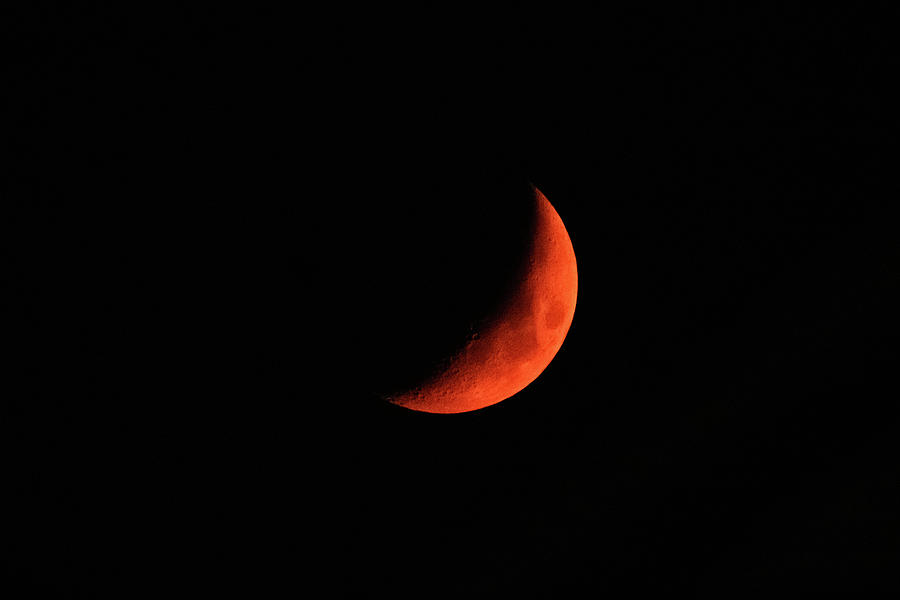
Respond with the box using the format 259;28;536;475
387;187;578;414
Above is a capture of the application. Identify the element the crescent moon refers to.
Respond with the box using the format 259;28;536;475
387;186;578;414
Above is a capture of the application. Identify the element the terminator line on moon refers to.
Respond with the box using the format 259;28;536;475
386;186;578;414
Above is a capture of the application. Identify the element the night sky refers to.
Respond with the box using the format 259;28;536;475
8;6;900;596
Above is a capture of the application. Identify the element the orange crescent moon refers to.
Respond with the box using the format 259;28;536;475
387;187;578;414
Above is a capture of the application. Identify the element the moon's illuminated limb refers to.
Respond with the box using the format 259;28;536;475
387;187;578;414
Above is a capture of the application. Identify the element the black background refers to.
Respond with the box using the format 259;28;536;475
7;6;900;596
